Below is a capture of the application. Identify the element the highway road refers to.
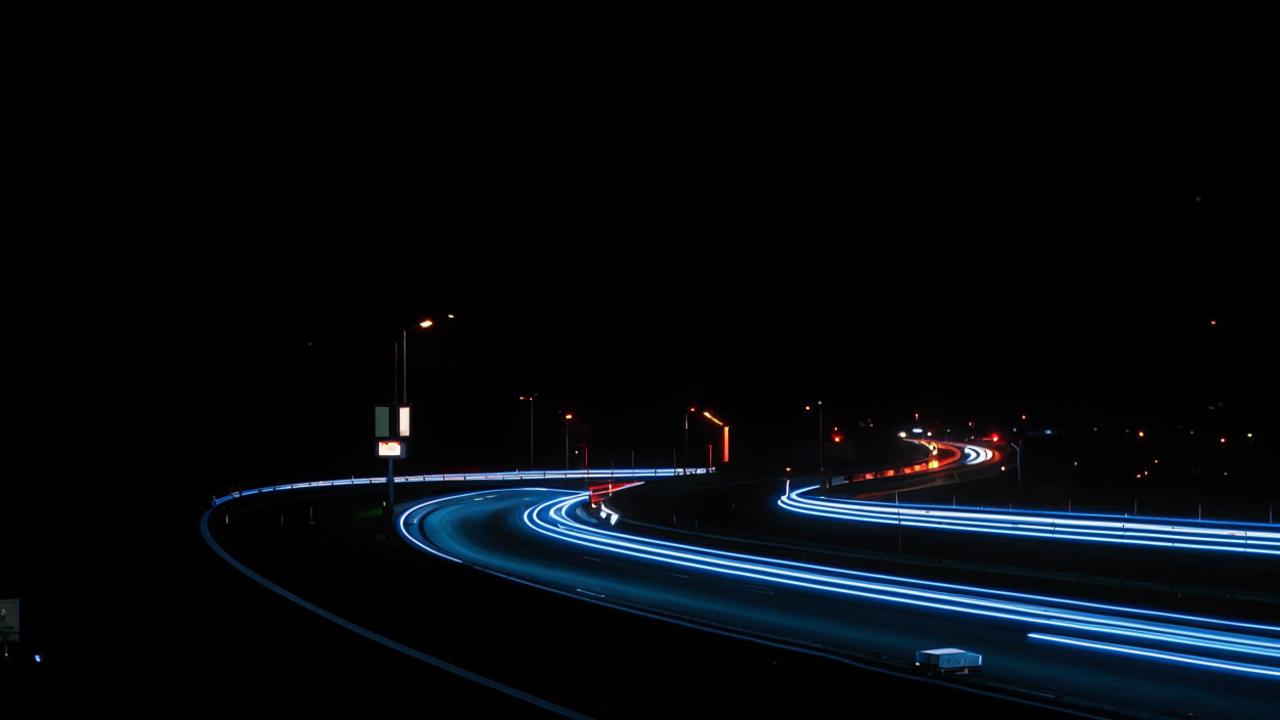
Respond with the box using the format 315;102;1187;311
398;486;1279;719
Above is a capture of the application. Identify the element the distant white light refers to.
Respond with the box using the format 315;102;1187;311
34;654;42;663
912;428;924;434
898;431;908;438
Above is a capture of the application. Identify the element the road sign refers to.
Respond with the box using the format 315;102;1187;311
375;405;412;439
377;440;406;458
0;599;17;642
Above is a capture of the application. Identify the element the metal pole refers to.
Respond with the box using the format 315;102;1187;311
684;410;689;474
387;457;395;512
564;419;570;470
402;329;407;403
529;398;535;468
818;401;824;474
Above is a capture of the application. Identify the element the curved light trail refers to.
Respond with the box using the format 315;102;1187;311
399;488;1280;680
779;485;1280;556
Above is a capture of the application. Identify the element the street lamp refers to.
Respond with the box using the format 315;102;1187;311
384;316;440;513
563;412;574;470
701;410;729;464
806;401;824;473
685;406;696;474
1007;439;1022;484
519;395;536;468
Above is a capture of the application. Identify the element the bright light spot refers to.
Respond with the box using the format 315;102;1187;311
1001;465;1007;472
898;431;908;438
1137;430;1145;438
911;427;924;434
990;434;1000;443
419;318;434;328
1247;432;1254;439
785;466;792;473
564;413;573;420
34;654;42;663
1220;436;1227;444
1210;319;1217;326
447;313;455;319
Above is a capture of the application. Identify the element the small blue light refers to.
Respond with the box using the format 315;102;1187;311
34;654;42;663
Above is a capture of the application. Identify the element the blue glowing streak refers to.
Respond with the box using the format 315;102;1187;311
1027;633;1280;680
779;485;1280;555
510;494;1280;658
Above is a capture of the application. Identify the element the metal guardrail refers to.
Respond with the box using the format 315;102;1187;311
213;467;714;507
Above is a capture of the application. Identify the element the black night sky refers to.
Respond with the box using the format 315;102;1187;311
6;50;1277;715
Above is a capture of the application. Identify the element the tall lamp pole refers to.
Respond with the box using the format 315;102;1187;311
519;395;536;468
563;412;573;470
684;406;695;474
806;401;824;474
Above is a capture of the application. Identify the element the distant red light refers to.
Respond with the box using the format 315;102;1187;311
990;433;1000;443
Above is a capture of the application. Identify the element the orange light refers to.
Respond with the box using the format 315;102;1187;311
928;459;940;469
804;405;812;412
419;318;434;328
564;413;573;421
785;466;792;473
702;411;725;426
832;434;843;444
1137;430;1145;438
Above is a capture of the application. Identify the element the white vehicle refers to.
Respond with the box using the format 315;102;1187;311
914;648;982;673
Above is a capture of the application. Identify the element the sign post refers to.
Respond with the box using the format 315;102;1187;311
375;405;411;518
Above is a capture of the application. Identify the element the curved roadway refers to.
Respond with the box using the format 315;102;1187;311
399;486;1279;719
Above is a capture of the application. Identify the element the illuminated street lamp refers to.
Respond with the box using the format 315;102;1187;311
701;410;730;464
806;401;824;473
685;406;696;474
383;316;442;514
518;395;537;468
565;412;576;468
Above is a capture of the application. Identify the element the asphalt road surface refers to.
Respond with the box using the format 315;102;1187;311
399;487;1278;719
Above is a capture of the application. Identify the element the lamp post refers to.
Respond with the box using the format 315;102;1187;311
384;316;442;513
519;395;536;468
701;410;729;464
563;412;574;470
684;406;695;473
805;401;824;474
